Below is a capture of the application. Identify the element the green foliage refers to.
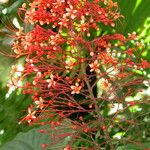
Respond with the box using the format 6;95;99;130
0;0;25;25
115;0;150;63
0;84;32;147
0;0;26;84
1;122;72;150
117;143;150;150
115;0;150;33
0;126;50;150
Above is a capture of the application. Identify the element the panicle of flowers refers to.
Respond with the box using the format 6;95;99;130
10;0;150;149
22;0;120;28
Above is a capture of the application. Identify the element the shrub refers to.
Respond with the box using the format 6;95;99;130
9;0;150;149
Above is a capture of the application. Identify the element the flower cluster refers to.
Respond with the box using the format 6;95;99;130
11;0;150;149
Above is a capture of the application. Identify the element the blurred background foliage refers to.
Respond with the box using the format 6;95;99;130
0;0;26;85
0;84;32;147
0;0;150;149
115;0;150;73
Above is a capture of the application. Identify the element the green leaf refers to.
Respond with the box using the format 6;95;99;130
1;121;72;150
0;126;49;150
115;0;150;33
117;143;150;150
0;85;32;147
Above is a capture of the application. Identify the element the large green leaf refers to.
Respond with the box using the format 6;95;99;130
1;122;72;150
0;126;49;150
117;143;150;150
0;85;32;147
115;0;150;33
115;0;150;69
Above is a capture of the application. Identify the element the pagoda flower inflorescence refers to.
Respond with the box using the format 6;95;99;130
10;0;150;149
